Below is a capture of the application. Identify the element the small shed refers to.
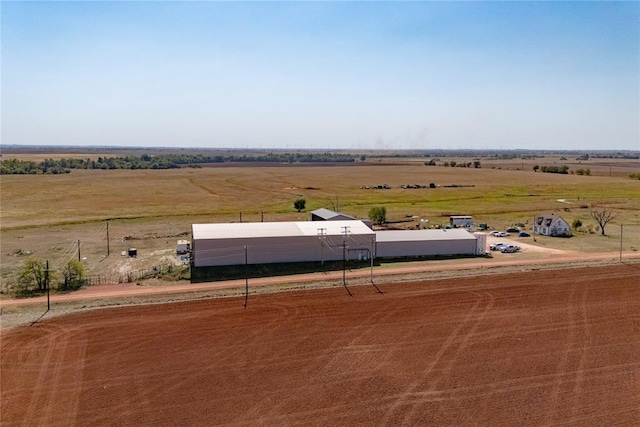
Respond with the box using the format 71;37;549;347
176;240;191;254
450;215;473;228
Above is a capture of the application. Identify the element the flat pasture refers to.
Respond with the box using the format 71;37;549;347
2;264;639;425
2;162;639;290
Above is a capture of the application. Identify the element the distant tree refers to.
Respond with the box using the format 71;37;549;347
533;165;539;172
59;259;86;292
294;198;306;212
368;207;387;225
590;208;616;236
572;218;583;230
473;161;481;168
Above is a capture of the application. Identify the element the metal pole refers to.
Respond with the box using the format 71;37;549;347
77;240;81;262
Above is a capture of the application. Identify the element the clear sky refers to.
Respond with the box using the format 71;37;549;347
2;1;639;151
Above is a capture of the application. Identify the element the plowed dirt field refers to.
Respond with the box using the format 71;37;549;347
2;264;640;426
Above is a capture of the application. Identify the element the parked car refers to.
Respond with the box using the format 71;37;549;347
506;227;520;233
518;231;531;237
490;230;501;236
497;231;510;237
490;242;506;251
501;244;521;253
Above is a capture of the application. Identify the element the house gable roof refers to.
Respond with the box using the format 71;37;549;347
535;213;570;227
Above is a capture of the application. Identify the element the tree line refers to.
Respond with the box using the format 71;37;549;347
0;152;356;174
14;258;86;297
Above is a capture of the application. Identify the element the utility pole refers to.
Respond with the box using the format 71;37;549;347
45;260;50;311
317;228;326;265
240;211;243;223
244;245;248;309
370;236;375;284
341;226;350;287
533;214;536;242
261;210;264;222
106;220;110;257
620;223;623;262
77;240;81;262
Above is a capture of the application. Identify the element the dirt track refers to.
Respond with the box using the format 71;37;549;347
2;264;639;426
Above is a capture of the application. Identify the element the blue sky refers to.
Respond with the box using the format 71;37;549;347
2;1;638;150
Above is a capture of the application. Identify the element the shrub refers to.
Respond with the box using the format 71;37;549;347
368;206;387;225
59;259;86;292
294;198;306;212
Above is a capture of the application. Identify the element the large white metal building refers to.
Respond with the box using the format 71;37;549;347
192;220;485;268
192;220;375;267
375;228;482;258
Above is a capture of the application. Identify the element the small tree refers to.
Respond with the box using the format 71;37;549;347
572;218;582;230
533;165;539;172
59;259;86;292
590;208;616;236
368;206;387;225
294;198;306;212
17;258;50;294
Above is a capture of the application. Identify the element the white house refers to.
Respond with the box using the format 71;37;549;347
533;213;572;237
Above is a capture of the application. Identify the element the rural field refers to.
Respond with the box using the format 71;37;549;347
1;152;639;293
2;265;639;425
1;150;640;426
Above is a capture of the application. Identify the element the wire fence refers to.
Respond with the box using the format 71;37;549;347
86;263;177;285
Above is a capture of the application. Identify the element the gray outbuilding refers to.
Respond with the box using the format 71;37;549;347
375;228;479;258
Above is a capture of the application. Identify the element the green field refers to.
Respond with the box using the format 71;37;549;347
1;158;639;294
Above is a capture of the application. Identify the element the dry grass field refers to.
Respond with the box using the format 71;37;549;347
1;153;639;293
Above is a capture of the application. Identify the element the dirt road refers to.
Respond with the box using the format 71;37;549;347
2;250;637;308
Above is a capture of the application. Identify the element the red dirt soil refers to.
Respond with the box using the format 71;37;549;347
2;264;640;426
